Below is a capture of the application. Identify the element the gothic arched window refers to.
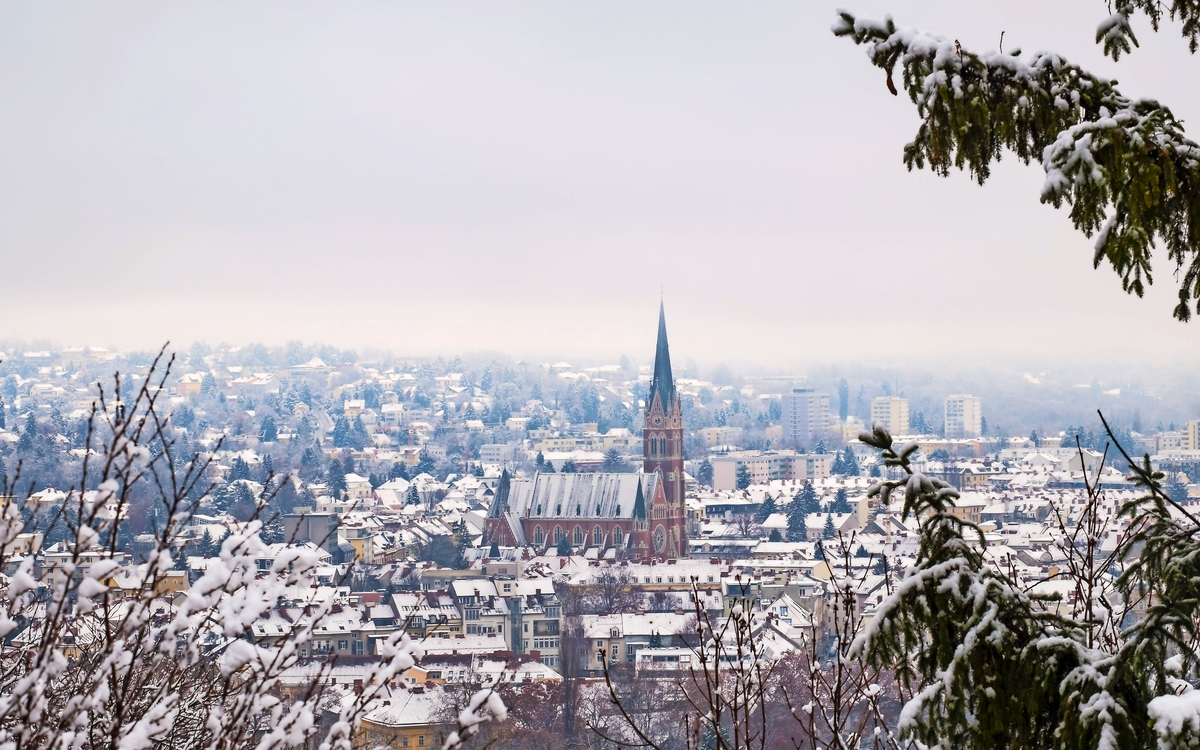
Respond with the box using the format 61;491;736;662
554;526;564;544
573;526;583;545
613;526;623;545
593;526;603;546
533;526;543;545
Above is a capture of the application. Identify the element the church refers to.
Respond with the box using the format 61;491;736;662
484;304;688;559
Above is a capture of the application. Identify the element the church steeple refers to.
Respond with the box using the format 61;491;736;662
642;301;686;559
648;301;675;413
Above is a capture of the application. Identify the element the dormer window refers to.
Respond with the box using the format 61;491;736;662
596;504;602;515
615;505;621;516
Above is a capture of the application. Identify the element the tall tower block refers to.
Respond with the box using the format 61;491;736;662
642;303;687;558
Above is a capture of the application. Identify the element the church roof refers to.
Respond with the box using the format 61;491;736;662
486;469;511;518
506;472;659;523
648;302;675;410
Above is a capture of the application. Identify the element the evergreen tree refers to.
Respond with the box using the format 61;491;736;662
348;416;369;451
758;495;777;523
786;493;808;542
855;544;870;558
556;536;572;556
814;439;828;454
832;487;851;514
822;513;836;540
602;448;625;472
842;447;861;476
561;459;577;474
229;457;251;482
17;417;36;453
259;415;278;442
416;452;437;476
835;8;1200;321
1165;472;1190;503
872;554;890;576
327;458;347;498
331;417;350;448
388;462;409;481
735;464;752;490
869;463;881;478
0;400;5;430
768;528;783;542
798;481;820;516
405;484;420;505
697;459;713;486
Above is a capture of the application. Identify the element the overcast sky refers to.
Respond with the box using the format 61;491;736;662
3;1;1199;368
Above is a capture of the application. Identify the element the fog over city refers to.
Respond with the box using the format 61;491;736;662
4;1;1200;364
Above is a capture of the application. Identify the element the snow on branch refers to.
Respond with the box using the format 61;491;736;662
833;11;1200;322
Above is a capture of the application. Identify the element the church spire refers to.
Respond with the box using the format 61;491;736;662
648;301;675;412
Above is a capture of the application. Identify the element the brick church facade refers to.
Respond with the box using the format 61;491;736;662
484;304;688;559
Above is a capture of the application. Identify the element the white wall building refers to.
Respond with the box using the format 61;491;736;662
782;388;830;444
870;397;909;434
944;395;982;439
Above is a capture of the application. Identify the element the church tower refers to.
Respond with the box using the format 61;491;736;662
643;302;687;558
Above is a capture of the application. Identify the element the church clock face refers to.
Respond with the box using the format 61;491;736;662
653;525;666;554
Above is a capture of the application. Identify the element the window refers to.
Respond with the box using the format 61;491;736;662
533;526;543;545
337;640;348;650
593;526;603;545
649;439;657;457
554;526;564;544
352;641;364;655
573;526;583;545
402;737;409;748
613;527;623;545
418;736;425;747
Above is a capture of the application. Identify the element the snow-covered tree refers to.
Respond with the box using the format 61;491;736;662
852;415;1200;750
0;350;505;750
834;7;1200;320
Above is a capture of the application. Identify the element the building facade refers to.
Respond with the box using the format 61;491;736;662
870;397;909;434
782;388;831;444
944;395;982;438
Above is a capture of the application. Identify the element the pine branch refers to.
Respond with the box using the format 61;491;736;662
1097;1;1200;60
833;11;1200;321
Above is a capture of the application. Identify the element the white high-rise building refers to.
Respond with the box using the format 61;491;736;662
944;395;982;438
783;388;831;444
870;397;909;434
